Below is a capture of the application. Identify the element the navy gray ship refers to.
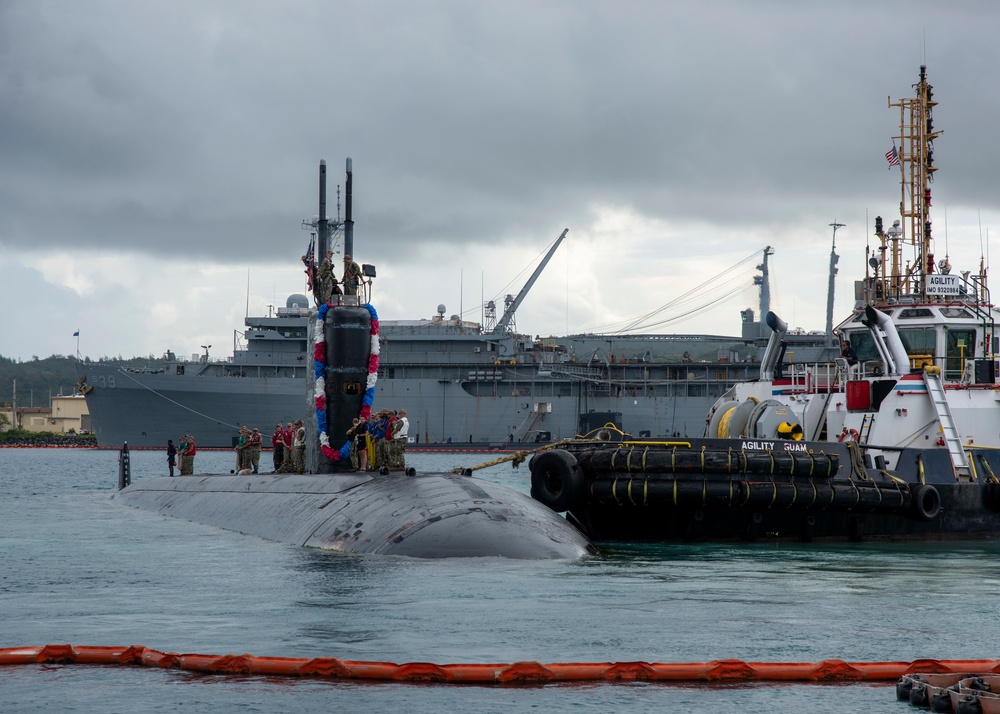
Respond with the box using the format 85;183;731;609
77;162;831;448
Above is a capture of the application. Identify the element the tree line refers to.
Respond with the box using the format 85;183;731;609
0;354;167;407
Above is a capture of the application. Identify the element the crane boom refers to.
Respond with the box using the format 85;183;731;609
492;229;568;335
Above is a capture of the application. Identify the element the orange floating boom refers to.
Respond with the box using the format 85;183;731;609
2;646;999;685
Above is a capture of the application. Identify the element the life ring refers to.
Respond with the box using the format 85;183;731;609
837;428;860;443
911;484;942;521
529;449;583;512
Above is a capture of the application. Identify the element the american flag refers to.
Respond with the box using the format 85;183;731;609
885;145;900;167
302;234;316;291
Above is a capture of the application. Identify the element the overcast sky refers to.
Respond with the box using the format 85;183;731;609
3;0;999;362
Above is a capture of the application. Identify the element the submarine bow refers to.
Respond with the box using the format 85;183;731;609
114;471;594;558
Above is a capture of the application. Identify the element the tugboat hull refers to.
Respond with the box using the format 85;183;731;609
530;440;1000;543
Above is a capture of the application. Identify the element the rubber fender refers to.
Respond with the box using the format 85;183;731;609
910;682;929;707
896;674;913;702
530;449;583;512
966;676;992;691
931;689;953;712
896;675;913;700
984;482;1000;512
955;694;983;714
912;484;942;521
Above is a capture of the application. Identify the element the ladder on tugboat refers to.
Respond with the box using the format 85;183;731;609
924;367;971;479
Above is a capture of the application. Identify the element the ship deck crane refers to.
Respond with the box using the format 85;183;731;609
491;229;568;335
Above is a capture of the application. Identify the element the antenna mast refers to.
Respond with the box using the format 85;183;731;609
753;246;774;339
887;64;940;299
826;222;844;342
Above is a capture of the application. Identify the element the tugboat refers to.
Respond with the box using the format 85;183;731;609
529;66;1000;542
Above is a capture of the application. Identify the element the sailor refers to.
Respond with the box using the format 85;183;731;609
373;411;389;468
384;411;399;467
271;423;284;472
316;249;336;303
394;409;409;467
179;434;197;475
166;439;177;477
354;416;370;471
841;340;860;378
347;418;361;470
292;419;306;473
342;254;362;296
841;340;858;365
235;426;250;472
248;428;262;474
277;422;296;472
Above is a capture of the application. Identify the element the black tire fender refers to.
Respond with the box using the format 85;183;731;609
529;449;583;512
911;484;942;521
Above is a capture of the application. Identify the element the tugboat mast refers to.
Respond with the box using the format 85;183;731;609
870;65;941;303
825;221;844;343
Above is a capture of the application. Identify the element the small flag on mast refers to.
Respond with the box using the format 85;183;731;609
302;234;316;291
73;330;80;337
885;145;900;167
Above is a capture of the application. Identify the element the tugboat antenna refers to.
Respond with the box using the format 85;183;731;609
826;222;845;343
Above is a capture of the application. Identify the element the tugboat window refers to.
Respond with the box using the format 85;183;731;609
897;327;937;370
897;308;934;319
945;329;976;378
940;307;974;319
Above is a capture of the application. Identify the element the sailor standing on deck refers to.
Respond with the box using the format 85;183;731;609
166;439;177;477
277;422;296;472
178;434;197;475
395;410;409;467
292;419;306;473
316;249;336;303
342;254;362;296
271;423;284;472
235;426;250;471
354;416;369;471
347;418;361;470
248;428;262;474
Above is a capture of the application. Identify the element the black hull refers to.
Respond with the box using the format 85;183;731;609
115;471;595;559
528;439;1000;543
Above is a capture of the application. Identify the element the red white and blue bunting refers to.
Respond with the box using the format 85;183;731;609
313;302;380;462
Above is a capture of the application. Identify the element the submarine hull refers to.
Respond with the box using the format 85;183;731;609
114;471;595;559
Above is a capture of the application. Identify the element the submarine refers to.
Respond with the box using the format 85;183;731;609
112;159;594;559
113;466;593;558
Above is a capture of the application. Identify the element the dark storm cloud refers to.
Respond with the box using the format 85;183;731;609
1;0;999;263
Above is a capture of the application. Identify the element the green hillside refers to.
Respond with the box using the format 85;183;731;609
0;354;166;407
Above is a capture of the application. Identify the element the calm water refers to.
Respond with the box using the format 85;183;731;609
2;448;999;712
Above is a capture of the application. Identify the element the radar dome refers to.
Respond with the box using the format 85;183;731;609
437;304;446;316
287;293;310;309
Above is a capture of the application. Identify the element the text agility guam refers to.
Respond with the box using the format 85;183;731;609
741;441;809;452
